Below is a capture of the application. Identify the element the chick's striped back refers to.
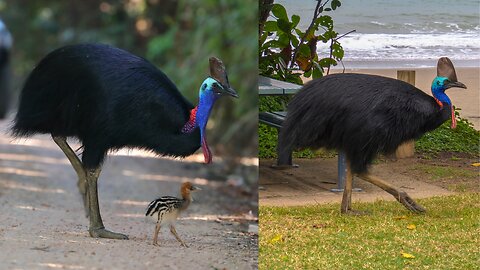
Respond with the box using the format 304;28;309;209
146;196;184;217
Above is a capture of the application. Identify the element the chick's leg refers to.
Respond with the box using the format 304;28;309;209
170;225;188;247
153;222;161;246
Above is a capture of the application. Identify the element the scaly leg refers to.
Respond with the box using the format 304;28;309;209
340;159;353;213
52;135;89;217
153;222;161;246
86;168;129;239
169;225;188;247
358;173;426;213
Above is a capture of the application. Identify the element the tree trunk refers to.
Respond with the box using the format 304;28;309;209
259;0;274;34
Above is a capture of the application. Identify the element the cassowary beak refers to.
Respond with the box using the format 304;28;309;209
445;81;467;90
222;86;239;98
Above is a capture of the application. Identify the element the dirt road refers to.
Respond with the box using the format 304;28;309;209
0;116;258;270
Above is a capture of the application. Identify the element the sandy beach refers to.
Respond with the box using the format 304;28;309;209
328;66;480;129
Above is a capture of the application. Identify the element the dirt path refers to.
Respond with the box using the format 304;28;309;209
260;155;478;207
0;117;258;270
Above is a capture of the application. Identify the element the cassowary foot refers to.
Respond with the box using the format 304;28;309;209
89;227;128;240
397;191;426;213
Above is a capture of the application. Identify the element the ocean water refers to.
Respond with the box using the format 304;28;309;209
277;0;480;67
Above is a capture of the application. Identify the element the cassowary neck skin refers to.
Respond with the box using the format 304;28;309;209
431;76;452;106
182;78;221;164
431;76;455;128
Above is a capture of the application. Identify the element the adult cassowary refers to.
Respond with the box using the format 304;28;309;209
278;57;466;214
11;43;238;239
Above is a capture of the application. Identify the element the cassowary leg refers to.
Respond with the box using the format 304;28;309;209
52;136;89;217
170;225;188;247
340;159;353;213
358;173;426;213
153;222;161;246
86;168;129;239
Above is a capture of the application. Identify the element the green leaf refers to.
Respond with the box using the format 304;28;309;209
262;40;285;50
297;44;311;57
277;18;292;33
324;7;332;11
319;57;336;67
271;4;288;20
323;30;337;40
332;0;342;10
304;69;312;78
294;29;305;40
316;15;333;29
291;15;300;28
278;33;291;47
331;42;344;59
312;63;323;79
290;34;300;47
264;21;279;32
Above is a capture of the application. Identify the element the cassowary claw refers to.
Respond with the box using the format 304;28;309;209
396;191;426;213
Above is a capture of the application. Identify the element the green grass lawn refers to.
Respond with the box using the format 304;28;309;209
259;193;480;270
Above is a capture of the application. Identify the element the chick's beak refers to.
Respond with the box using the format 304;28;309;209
445;81;467;90
191;185;202;191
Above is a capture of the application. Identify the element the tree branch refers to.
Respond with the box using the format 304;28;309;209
289;0;330;68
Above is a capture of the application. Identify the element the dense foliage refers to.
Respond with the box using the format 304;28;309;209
416;110;480;156
259;0;345;83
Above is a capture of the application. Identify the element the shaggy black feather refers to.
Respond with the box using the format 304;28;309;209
12;43;201;168
278;73;451;173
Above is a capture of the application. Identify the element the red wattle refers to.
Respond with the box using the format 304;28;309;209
201;136;212;164
450;105;456;129
434;98;443;108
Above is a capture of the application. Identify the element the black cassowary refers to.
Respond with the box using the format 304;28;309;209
12;43;238;239
278;57;466;214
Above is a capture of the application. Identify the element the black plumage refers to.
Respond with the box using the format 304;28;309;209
11;43;237;239
12;44;200;168
277;58;466;213
279;73;449;173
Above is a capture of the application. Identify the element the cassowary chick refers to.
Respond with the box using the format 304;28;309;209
146;182;201;247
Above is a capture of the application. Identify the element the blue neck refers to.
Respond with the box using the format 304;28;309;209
196;88;218;136
431;77;451;106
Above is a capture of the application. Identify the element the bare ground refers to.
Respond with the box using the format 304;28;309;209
0;117;258;270
260;154;479;207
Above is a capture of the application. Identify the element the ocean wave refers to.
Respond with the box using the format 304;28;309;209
316;33;480;61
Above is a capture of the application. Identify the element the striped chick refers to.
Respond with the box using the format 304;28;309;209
146;182;201;247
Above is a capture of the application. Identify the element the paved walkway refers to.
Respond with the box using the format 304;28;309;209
259;158;455;207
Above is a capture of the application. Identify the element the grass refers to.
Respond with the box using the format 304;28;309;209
413;164;478;181
259;193;480;270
